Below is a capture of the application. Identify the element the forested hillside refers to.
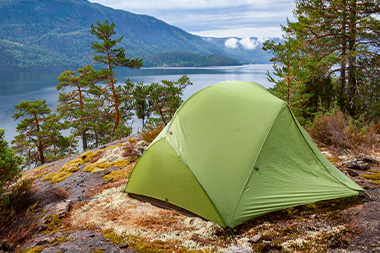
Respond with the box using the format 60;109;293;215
147;51;242;67
0;0;245;70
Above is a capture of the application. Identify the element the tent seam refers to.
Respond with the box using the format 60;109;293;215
164;136;228;228
231;102;287;223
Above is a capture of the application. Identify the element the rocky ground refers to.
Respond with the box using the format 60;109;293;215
1;134;380;253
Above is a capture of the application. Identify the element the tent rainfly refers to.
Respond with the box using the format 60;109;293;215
125;80;364;228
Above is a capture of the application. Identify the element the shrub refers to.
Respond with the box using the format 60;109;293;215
310;110;378;150
311;110;351;149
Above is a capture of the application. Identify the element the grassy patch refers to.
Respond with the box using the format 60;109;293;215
361;171;380;185
23;165;56;180
15;247;42;253
43;150;101;183
41;214;62;235
49;237;69;246
90;249;106;253
83;159;131;173
103;163;135;182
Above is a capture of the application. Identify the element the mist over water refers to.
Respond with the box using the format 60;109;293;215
0;64;274;143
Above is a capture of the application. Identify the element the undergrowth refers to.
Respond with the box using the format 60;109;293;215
310;109;378;151
0;177;68;251
142;124;164;142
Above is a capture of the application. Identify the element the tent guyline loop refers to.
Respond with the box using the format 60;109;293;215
225;227;235;237
60;196;100;203
337;159;359;168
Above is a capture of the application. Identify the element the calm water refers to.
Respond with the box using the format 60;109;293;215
0;64;274;143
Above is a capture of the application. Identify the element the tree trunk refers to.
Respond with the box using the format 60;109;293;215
339;9;347;110
110;78;120;137
347;0;357;117
35;114;45;164
82;130;88;150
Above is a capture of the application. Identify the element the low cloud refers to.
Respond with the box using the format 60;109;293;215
225;38;239;49
224;37;260;50
239;37;259;50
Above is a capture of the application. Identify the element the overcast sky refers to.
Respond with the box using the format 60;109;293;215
88;0;296;39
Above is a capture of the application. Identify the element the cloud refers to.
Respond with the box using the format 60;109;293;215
88;0;295;38
194;27;283;40
239;37;259;50
225;38;239;49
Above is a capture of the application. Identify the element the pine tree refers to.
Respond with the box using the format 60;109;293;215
148;75;192;125
57;65;103;150
90;20;143;137
12;100;69;166
0;128;22;197
285;0;380;117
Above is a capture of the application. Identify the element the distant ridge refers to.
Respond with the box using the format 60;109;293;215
0;0;273;70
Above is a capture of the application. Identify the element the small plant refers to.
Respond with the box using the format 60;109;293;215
142;124;164;142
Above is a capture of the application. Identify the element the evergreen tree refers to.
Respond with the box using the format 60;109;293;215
0;129;22;198
12;100;69;166
127;80;154;129
90;20;143;137
148;75;192;125
57;65;103;150
284;0;380;117
263;38;311;121
264;37;335;122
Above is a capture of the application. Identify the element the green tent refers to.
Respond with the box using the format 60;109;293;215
125;80;364;228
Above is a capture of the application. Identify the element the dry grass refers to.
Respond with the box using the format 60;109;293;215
23;165;57;180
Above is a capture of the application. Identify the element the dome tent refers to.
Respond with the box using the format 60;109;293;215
125;80;364;228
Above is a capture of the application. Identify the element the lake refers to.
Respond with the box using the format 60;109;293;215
0;64;274;143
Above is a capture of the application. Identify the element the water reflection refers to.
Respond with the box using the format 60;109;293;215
0;64;274;142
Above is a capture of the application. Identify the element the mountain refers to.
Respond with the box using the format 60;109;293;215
202;37;282;64
0;0;246;70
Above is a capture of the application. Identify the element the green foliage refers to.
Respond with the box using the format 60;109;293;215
57;64;103;150
129;75;192;127
90;20;142;137
12;100;70;166
265;0;380;124
0;128;22;198
285;0;380;119
263;38;312;123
